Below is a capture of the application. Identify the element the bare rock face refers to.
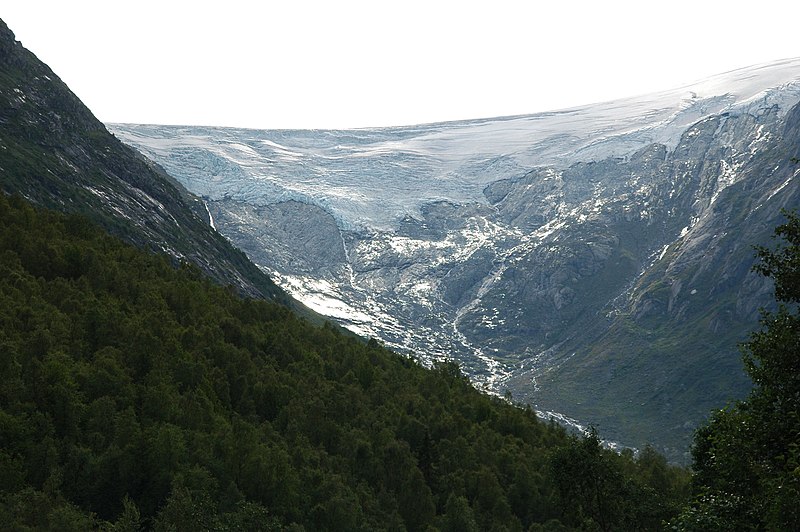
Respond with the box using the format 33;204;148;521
111;61;800;462
209;199;347;276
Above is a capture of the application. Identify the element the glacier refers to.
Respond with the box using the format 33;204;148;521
109;58;800;461
112;58;800;232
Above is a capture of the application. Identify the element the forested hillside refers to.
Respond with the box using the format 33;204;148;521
0;194;689;530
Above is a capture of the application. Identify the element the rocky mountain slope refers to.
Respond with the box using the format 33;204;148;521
112;61;800;460
0;19;296;308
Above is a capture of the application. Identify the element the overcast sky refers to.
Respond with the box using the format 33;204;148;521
4;1;800;129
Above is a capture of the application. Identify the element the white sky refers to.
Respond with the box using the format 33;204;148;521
4;1;800;130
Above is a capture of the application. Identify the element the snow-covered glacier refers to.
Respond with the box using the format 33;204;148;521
112;58;800;232
110;58;800;461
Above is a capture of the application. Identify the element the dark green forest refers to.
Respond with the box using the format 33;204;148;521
0;193;691;530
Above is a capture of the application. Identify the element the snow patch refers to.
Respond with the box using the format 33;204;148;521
204;201;217;230
766;172;796;202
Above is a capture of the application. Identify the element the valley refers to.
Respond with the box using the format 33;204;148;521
111;59;800;460
5;13;799;527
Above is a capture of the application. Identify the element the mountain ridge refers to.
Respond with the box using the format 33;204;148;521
0;18;309;313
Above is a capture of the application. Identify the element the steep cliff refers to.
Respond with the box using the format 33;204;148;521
0;19;290;304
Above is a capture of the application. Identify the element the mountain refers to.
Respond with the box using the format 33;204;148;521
0;19;692;528
0;19;296;308
112;59;800;461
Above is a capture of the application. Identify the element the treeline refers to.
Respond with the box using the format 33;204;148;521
0;193;689;530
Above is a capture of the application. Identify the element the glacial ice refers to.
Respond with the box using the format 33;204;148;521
110;58;800;234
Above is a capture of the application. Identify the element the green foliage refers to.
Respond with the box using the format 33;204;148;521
673;210;800;530
550;428;690;531
0;194;688;530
